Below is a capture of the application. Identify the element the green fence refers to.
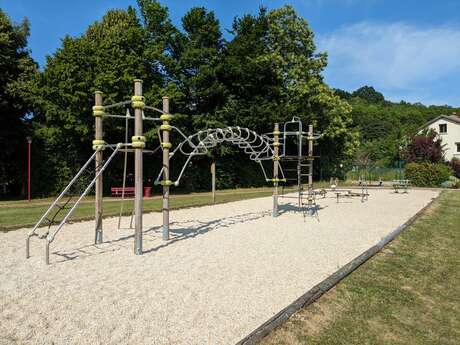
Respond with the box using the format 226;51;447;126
346;166;405;182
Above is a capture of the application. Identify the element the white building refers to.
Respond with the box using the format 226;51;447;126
420;114;460;161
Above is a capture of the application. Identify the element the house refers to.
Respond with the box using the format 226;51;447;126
419;113;460;161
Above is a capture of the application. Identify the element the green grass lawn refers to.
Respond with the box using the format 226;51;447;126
261;190;460;345
0;180;346;231
0;186;282;231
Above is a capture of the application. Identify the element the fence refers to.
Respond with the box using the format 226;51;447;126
346;166;405;182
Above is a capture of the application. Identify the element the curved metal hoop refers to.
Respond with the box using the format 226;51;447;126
155;127;285;186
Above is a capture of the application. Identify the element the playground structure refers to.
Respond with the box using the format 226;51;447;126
278;117;322;214
25;79;330;264
152;124;288;223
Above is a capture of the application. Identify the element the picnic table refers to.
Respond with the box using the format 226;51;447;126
392;180;410;193
335;189;369;203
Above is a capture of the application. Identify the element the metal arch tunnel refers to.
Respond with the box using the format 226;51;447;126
154;126;286;186
154;125;287;240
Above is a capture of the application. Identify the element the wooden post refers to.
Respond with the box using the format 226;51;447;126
211;162;216;204
94;91;103;244
308;124;313;190
273;123;280;217
26;136;32;201
133;80;143;255
162;96;170;241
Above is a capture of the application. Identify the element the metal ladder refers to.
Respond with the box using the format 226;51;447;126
300;185;318;219
297;158;314;204
280;117;311;206
26;144;123;264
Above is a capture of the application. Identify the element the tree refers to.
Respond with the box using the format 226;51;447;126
178;7;225;117
218;6;358;177
141;4;227;128
137;0;184;104
0;9;37;196
137;2;228;190
333;88;352;100
25;8;159;195
352;85;385;103
404;131;445;164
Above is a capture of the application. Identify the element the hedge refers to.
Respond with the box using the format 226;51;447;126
405;162;452;187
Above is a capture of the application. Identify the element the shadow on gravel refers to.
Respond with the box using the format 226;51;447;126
278;202;327;222
52;200;333;264
53;209;272;263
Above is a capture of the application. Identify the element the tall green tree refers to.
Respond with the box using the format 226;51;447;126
218;7;279;130
0;9;37;195
137;0;183;102
26;8;159;195
137;2;227;190
218;6;358;177
267;6;358;169
138;2;226;123
178;7;225;118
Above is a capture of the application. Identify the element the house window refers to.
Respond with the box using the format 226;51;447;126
457;143;460;153
439;123;447;133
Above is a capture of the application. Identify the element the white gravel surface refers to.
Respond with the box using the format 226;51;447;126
0;189;438;345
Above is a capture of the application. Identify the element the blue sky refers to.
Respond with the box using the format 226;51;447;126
1;0;460;106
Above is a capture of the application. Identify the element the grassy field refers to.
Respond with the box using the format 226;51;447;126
0;180;346;231
261;191;460;345
0;187;280;231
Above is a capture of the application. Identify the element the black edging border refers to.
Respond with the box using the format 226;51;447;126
236;195;440;345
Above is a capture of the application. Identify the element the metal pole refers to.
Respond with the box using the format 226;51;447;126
26;150;98;260
162;96;170;240
297;162;301;206
47;146;123;244
211;162;216;204
297;126;302;207
133;80;144;254
118;109;130;230
94;91;103;244
308;124;313;190
273;123;280;217
26;136;32;201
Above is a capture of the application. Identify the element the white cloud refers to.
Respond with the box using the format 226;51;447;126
318;22;460;105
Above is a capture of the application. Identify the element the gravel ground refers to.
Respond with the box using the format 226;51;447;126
0;189;438;345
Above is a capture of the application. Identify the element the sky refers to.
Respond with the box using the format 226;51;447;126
1;0;460;106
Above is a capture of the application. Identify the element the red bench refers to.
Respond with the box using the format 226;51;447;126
111;187;135;197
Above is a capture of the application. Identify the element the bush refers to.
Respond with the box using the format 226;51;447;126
405;162;452;187
404;132;445;164
450;158;460;178
441;177;459;189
